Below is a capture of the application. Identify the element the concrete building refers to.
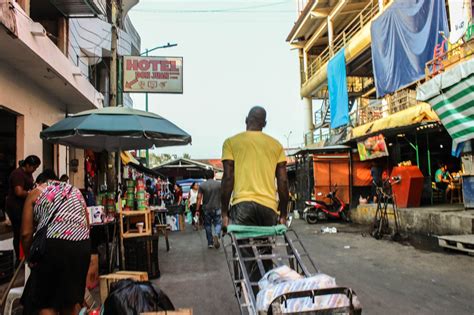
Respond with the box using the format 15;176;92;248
0;0;141;214
287;0;474;234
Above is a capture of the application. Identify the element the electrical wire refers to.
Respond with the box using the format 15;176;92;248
133;0;293;13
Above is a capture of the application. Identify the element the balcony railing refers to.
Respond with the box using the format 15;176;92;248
305;0;379;83
425;37;474;79
356;88;418;127
304;130;330;146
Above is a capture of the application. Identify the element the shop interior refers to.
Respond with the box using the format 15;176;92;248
354;123;462;206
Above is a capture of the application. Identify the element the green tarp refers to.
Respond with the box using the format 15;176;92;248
227;224;287;239
417;58;474;150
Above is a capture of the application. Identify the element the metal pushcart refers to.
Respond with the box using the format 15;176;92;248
223;228;361;315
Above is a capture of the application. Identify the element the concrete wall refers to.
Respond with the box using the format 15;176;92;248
0;62;67;178
352;204;474;236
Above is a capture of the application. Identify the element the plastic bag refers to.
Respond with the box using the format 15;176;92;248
185;211;192;224
103;279;175;315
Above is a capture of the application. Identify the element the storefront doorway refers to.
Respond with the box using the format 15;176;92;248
0;109;17;219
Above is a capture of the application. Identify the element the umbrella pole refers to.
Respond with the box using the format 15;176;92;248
117;151;126;269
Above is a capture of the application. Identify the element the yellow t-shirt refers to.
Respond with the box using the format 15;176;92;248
222;131;287;213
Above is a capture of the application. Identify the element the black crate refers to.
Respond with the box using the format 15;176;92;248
0;250;14;283
124;235;160;279
166;205;184;215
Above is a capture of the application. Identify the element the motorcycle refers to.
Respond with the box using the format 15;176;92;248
303;186;350;224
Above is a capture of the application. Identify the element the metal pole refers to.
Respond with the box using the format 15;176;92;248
138;45;177;167
145;49;149;167
427;133;433;204
107;0;119;193
415;133;420;167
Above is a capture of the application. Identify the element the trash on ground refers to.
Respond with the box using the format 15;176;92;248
321;227;337;234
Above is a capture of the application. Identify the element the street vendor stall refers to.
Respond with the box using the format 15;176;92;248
417;58;474;209
40;106;192;280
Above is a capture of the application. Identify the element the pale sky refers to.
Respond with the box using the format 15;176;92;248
129;0;305;159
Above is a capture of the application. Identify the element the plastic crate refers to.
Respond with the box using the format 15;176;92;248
0;250;14;283
124;235;160;279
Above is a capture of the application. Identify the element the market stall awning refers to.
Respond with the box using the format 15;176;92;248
417;58;474;150
293;145;352;156
350;103;439;139
40;106;192;152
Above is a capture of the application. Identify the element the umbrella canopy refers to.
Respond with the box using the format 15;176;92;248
40;107;192;152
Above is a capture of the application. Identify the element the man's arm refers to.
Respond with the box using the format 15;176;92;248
276;161;289;225
221;160;234;231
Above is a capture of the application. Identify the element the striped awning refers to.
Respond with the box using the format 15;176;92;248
417;58;474;149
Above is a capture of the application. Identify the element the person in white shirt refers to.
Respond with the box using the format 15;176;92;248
187;182;200;230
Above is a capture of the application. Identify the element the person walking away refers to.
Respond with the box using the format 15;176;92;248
21;169;90;315
187;182;200;230
221;106;289;281
6;155;41;265
196;173;222;248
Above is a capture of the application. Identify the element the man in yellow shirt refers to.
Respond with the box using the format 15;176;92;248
221;106;289;231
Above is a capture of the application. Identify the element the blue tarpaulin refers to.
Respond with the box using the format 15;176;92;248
328;48;349;129
371;0;449;97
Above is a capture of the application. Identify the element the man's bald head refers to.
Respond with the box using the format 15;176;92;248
246;106;267;131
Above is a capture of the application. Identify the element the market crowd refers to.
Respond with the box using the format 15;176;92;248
3;106;289;314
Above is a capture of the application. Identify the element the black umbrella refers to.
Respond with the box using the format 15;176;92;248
40;106;191;151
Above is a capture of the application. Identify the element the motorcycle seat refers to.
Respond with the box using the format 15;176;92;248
314;200;329;207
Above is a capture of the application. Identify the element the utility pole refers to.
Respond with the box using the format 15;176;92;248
110;0;118;107
284;131;293;149
107;0;120;193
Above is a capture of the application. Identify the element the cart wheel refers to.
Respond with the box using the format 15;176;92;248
392;233;402;242
371;224;382;239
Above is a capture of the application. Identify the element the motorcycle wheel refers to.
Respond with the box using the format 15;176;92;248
304;209;318;224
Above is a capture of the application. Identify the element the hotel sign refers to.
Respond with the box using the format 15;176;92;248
123;56;183;94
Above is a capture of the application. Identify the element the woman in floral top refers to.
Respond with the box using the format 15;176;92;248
21;169;90;315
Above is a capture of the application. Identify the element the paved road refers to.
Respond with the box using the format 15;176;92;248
156;220;474;315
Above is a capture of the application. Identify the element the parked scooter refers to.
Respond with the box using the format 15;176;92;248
303;186;350;224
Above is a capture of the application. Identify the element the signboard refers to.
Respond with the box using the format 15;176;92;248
448;0;471;44
123;56;183;93
357;134;389;161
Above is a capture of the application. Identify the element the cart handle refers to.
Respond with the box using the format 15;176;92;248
268;286;358;315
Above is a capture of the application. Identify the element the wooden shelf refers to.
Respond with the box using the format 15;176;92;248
120;208;152;238
122;210;150;216
123;231;152;238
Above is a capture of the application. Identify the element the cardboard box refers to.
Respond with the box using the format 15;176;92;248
99;271;149;303
87;206;105;224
